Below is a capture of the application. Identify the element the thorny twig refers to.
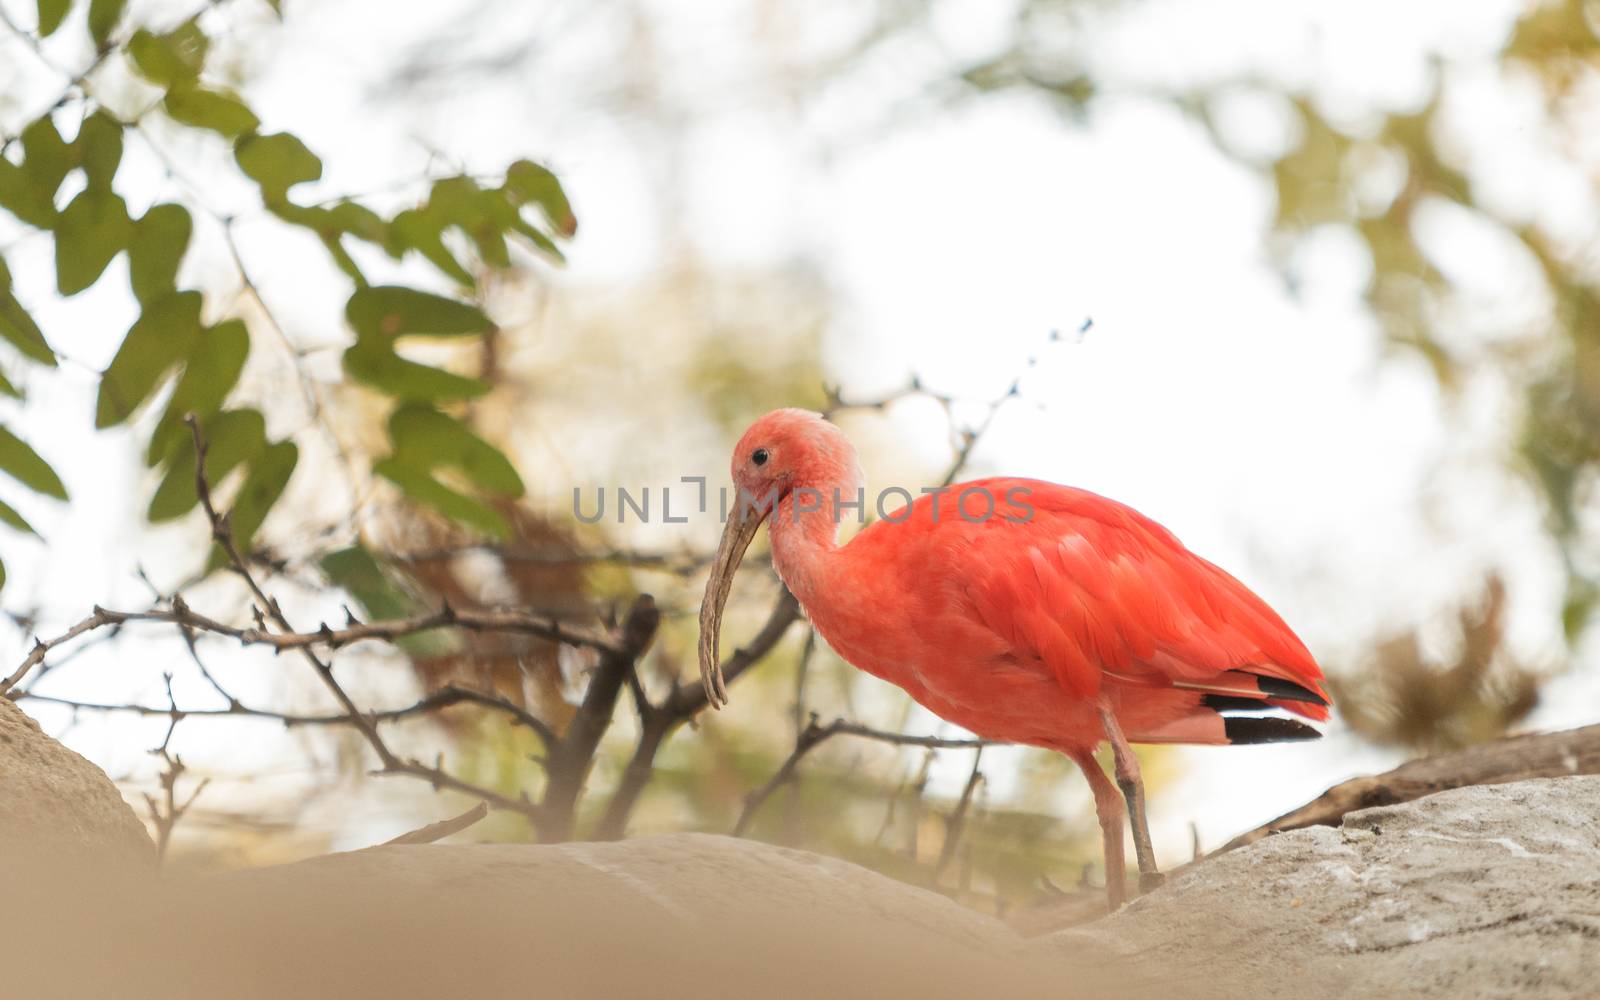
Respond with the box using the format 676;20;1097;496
180;415;557;830
5;420;660;840
0;601;617;698
732;714;996;836
15;683;560;747
142;674;210;863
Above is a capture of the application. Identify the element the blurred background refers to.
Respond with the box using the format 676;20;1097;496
1;0;1596;914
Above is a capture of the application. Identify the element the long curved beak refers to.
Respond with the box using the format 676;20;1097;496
697;497;765;709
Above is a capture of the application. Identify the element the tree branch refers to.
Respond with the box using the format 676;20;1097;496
1216;722;1600;854
539;594;660;841
381;802;490;845
182;415;553;832
0;599;616;698
733;714;996;836
16;682;559;747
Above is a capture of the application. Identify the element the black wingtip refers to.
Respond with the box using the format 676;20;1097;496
1203;694;1267;713
1224;716;1323;745
1256;676;1329;707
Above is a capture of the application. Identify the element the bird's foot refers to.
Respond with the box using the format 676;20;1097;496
1138;870;1167;894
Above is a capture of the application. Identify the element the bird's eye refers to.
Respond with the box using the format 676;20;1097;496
751;448;770;467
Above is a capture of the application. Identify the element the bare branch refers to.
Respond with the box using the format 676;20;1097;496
142;673;209;864
539;595;661;841
381;802;490;845
1;607;128;694
182;415;552;832
733;714;996;836
933;748;985;882
16;682;559;748
1215;722;1600;854
236;606;621;656
0;600;618;699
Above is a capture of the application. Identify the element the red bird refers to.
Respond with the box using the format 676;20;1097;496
699;409;1329;907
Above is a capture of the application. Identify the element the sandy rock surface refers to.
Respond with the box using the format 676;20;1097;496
0;695;153;868
1047;775;1600;1000
6;700;1599;999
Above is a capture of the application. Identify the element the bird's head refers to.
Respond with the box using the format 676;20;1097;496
699;408;860;708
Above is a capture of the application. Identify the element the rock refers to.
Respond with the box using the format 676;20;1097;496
4;716;1597;1000
219;832;1018;957
0;696;154;870
1042;776;1600;1000
10;831;1089;1000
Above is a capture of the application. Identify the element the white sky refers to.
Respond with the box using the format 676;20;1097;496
1;0;1593;859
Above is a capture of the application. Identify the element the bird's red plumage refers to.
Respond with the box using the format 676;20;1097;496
766;473;1327;754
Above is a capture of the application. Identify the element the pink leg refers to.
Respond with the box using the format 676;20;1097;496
1098;702;1165;892
1068;747;1127;910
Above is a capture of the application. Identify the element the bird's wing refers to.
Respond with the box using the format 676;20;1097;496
955;481;1328;720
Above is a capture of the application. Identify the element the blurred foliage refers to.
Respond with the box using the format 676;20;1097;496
1260;5;1600;645
956;0;1600;748
0;0;574;585
1331;575;1549;753
1242;2;1599;743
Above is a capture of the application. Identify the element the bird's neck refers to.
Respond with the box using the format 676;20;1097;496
766;485;847;603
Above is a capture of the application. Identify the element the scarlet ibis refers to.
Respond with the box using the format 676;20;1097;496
699;408;1329;907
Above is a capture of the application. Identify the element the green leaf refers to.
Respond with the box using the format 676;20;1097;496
476;187;558;263
387;209;473;285
0;425;68;500
388;405;523;496
320;545;420;620
20;117;73;198
75;111;123;191
0;369;19;399
504;160;576;237
86;0;125;47
127;203;192;303
325;201;387;244
342;336;489;402
0;496;37;536
35;0;70;36
346;285;491;339
320;545;450;653
374;457;508;539
163;84;260;138
235;132;322;202
226;439;297;548
95;291;202;428
54;188;132;295
147;319;249;464
127;25;207;86
0;159;58;228
148;408;267;520
0;259;56;366
371;405;521;537
426;177;508;268
507;213;564;262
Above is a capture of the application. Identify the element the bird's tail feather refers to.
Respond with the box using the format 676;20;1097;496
1170;669;1331;722
1219;715;1323;744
